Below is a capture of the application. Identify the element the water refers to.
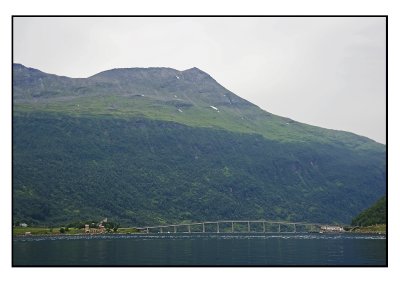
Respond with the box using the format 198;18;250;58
12;233;387;266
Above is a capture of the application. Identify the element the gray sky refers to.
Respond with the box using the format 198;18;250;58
13;17;386;144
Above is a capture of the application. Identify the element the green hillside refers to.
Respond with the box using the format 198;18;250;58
12;64;386;227
351;196;387;226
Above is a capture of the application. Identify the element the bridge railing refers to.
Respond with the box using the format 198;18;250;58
134;220;344;234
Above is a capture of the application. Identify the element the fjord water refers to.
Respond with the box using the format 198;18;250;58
13;233;386;266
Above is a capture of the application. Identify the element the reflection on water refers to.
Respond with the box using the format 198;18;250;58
13;233;387;266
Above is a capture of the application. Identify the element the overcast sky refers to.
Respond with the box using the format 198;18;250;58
13;17;386;144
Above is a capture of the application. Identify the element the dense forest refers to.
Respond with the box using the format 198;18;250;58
13;113;386;226
351;196;387;226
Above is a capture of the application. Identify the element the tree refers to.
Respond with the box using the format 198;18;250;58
351;196;387;226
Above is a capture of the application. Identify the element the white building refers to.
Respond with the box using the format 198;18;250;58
320;225;344;232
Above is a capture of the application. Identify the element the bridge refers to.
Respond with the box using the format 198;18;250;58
135;220;345;234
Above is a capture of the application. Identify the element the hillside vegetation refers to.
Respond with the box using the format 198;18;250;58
12;64;386;227
351;196;387;226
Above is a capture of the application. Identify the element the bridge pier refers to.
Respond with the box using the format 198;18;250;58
248;221;250;232
294;224;296;233
263;221;266;233
203;223;205;233
188;225;191;233
160;227;163;233
174;226;177;233
146;227;149;234
231;222;234;233
217;222;220;233
278;224;281;233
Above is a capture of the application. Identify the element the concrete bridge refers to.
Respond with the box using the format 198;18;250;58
135;220;345;234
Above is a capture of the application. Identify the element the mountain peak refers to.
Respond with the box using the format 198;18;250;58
90;66;180;80
182;66;209;75
184;66;203;72
13;63;254;110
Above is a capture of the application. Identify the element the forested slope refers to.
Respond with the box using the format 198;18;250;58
13;64;387;226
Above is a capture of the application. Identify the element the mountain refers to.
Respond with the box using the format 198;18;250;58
351;196;387;226
12;64;387;226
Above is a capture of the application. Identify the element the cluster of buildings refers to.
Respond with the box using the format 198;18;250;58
84;218;108;234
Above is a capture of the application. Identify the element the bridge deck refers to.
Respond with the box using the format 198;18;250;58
134;220;345;234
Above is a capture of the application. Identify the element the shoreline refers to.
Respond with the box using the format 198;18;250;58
13;230;387;238
13;224;387;237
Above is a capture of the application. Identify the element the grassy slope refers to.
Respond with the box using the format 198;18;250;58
13;94;384;153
